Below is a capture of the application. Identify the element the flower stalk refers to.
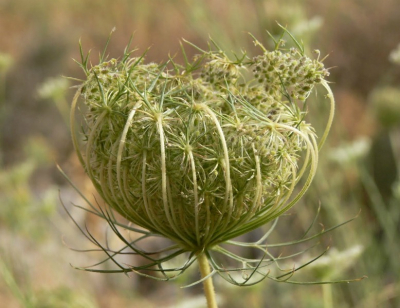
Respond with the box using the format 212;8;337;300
197;253;218;308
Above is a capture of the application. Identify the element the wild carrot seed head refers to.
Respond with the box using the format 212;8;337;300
73;36;330;252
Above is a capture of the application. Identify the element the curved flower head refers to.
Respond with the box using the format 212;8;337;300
68;29;337;286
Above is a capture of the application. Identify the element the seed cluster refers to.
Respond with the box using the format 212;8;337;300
200;54;240;87
74;40;328;251
253;48;329;101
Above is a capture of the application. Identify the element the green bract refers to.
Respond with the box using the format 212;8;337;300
71;36;333;254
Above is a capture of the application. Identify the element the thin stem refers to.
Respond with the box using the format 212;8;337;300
319;80;335;151
322;284;333;308
157;116;192;248
188;150;200;245
197;253;218;308
200;104;233;231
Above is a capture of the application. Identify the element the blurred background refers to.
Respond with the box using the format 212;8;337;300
1;0;400;307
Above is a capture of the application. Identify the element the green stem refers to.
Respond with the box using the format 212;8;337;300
322;284;333;308
197;253;218;308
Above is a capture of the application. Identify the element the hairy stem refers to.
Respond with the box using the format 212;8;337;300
197;253;218;308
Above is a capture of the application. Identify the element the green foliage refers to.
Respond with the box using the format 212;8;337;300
368;86;400;129
0;137;57;239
